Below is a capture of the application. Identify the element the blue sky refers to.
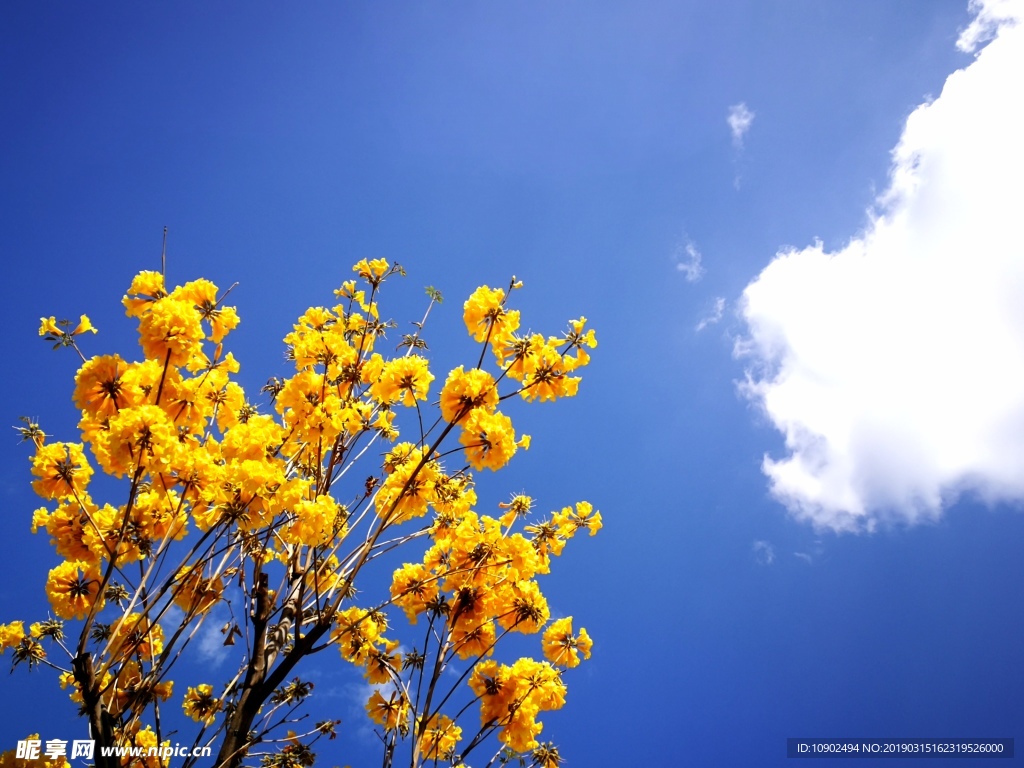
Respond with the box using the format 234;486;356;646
2;1;1022;765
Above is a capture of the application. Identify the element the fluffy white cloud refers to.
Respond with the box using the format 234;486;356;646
737;1;1024;532
728;102;755;148
957;0;1022;51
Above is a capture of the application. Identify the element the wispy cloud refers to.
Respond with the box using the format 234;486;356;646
162;602;232;667
696;297;725;332
727;102;755;149
196;617;231;666
674;238;704;282
737;2;1024;531
752;540;775;565
342;677;403;746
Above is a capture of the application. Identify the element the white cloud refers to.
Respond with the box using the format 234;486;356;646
674;239;704;282
728;102;755;148
737;1;1024;532
163;603;232;666
957;0;1021;52
158;592;238;666
752;540;775;565
696;297;726;332
196;617;231;666
344;677;402;745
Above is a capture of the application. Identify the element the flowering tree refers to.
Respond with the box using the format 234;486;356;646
0;258;599;768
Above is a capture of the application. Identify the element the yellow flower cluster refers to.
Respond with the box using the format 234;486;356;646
384;497;600;753
0;621;25;652
58;660;174;720
123;272;239;367
542;617;593;668
10;258;599;766
366;689;410;732
107;723;171;768
44;561;103;620
182;683;223;726
469;657;566;751
417;714;461;760
172;565;224;615
332;606;396;675
464;286;597;403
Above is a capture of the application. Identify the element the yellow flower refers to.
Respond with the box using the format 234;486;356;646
99;405;180;478
0;621;25;653
284;494;345;547
430;472;476;516
334;279;369;311
364;638;401;685
30;442;93;501
418;715;462;760
104;661;146;717
450;618;496;660
116;358;165;407
107;613;164;661
122;271;167;317
212;379;247;432
499;580;550;634
74;355;126;419
370;356;434;407
469;660;515;730
560;317;597;371
532;742;564;768
353;257;390;283
37;495;104;564
459;409;518;471
134;295;206;368
463;285;520;344
45;561;104;620
38;317;61;337
178;278;240;343
220;413;286;462
542;617;592;668
558;500;602;536
72;314;98;335
498;494;533;527
365;689;409;731
518;338;580;402
276;370;345;443
375;447;440;524
126;724;171;768
82;501;145;564
333;607;384;665
390;562;438;624
182;684;222;726
173;566;224;615
38;314;97;344
498;532;542;582
439;366;498;423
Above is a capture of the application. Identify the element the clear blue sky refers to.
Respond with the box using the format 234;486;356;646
2;2;1022;766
